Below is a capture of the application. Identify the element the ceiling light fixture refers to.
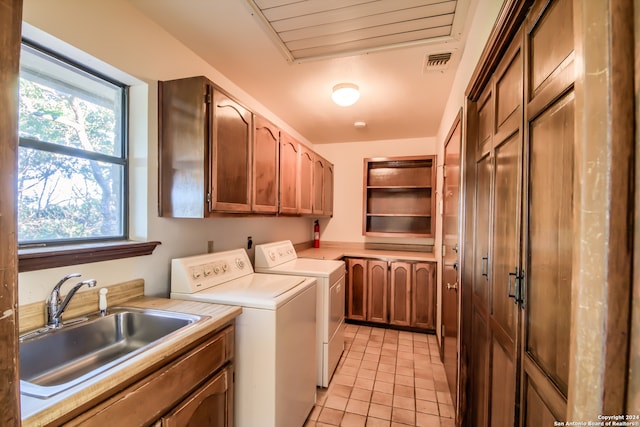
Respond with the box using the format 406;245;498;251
332;83;360;107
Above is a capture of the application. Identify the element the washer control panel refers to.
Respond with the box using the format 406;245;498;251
254;240;298;268
171;249;253;293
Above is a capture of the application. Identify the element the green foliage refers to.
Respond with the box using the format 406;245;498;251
18;78;123;243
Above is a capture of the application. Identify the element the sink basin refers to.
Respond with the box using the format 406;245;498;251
20;307;203;398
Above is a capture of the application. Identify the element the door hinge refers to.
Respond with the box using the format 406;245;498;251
443;164;447;178
205;92;212;104
206;192;211;204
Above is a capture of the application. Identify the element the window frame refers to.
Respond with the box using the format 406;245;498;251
16;40;160;271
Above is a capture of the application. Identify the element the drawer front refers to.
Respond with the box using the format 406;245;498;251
67;325;232;426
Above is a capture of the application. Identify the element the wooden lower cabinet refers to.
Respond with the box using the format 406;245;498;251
64;324;234;427
346;257;435;331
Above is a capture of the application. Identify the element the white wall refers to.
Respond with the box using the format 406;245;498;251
18;0;314;305
314;137;437;244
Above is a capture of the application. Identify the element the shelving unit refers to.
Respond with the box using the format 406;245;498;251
363;155;436;237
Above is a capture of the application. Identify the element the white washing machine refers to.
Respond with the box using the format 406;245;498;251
170;249;317;427
254;240;345;388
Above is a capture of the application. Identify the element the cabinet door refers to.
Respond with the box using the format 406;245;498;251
162;367;231;427
412;262;435;330
252;115;279;213
389;261;412;327
312;155;326;215
346;258;367;321
158;77;208;218
211;89;252;212
279;133;299;214
324;162;334;217
298;143;314;214
367;260;388;324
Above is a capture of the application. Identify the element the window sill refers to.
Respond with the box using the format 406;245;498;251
18;241;161;273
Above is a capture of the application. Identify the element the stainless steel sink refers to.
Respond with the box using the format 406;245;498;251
20;307;203;398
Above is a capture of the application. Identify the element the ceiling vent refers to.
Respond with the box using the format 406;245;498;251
423;52;453;73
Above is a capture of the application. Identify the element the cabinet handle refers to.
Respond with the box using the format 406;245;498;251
507;267;521;304
446;282;458;291
481;256;489;278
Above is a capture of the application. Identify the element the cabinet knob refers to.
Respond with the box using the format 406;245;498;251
446;282;458;291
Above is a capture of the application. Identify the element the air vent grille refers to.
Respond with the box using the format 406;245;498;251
423;52;452;72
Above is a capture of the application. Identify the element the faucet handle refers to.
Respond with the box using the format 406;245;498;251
52;273;82;293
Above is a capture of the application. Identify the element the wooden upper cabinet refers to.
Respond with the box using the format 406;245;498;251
324;162;334;217
211;89;252;213
312;155;326;216
252;115;279;213
159;77;210;218
298;143;314;215
312;155;334;217
159;76;252;217
279;132;299;214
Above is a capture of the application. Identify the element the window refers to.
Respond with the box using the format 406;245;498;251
18;41;128;247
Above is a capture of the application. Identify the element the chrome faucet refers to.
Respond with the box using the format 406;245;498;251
46;273;97;328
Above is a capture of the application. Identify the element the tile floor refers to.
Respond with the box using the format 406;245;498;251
304;324;455;427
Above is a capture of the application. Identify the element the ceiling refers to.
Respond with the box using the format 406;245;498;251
127;0;476;144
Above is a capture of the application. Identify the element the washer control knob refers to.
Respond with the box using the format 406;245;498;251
269;250;276;261
236;258;245;269
222;263;229;272
213;265;221;275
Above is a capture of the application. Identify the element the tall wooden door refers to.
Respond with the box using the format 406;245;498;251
441;110;462;402
520;0;574;423
487;29;524;427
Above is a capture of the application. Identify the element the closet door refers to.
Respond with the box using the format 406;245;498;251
487;30;524;427
470;85;493;427
521;0;574;423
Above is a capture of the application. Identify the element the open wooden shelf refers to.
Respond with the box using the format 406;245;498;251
363;156;436;238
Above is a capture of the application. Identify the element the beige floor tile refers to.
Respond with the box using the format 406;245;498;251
394;384;415;398
363;353;381;362
395;374;415;387
354;376;375;390
371;390;394;406
415;399;439;415
369;403;392;420
360;359;379;370
350;387;372;402
325;395;349;411
357;368;376;380
306;325;454;427
438;403;455;418
366;417;391;427
329;383;353;398
373;380;395;394
392;407;416;425
378;363;396;373
415;387;438;402
340;412;366;427
318;407;344;425
393;395;416;411
376;371;395;384
345;398;370;416
415;412;441;427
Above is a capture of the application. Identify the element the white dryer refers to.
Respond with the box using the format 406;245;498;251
170;249;317;427
254;240;345;387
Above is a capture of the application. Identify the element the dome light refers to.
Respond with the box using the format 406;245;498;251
331;83;360;107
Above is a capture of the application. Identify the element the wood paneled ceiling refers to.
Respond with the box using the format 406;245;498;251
245;0;462;62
